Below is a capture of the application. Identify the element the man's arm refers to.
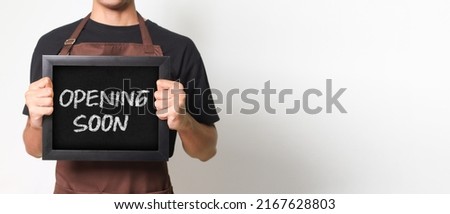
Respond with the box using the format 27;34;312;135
177;115;217;162
23;77;54;158
23;118;43;158
154;80;218;161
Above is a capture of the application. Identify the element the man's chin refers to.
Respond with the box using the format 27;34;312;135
96;0;133;11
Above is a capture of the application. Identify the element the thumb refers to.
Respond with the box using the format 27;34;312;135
30;77;53;90
43;77;53;88
29;115;43;129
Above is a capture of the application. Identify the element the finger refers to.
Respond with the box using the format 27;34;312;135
171;89;185;100
30;106;53;116
29;77;53;90
171;90;186;107
154;90;170;100
168;105;187;116
154;99;170;111
26;88;53;100
27;92;54;110
156;110;168;120
154;89;185;102
36;88;53;98
35;97;53;107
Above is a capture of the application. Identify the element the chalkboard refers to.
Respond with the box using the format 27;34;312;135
42;55;171;161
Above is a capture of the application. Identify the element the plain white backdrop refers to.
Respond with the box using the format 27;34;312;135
1;0;450;193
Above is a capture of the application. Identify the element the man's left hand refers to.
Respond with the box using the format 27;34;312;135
154;79;191;131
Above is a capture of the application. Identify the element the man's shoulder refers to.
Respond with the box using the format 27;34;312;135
38;19;82;47
146;20;196;51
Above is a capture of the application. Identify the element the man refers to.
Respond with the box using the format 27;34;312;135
23;0;219;193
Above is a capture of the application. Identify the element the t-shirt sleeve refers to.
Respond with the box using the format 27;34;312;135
177;40;220;125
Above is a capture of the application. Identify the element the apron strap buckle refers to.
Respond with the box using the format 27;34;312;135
64;39;76;46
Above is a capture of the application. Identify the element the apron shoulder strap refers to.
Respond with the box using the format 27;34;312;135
59;14;91;55
137;13;157;55
59;12;158;55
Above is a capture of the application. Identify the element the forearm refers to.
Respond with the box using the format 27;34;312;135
23;118;43;158
178;114;218;162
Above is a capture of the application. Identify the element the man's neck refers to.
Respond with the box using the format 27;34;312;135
90;1;138;26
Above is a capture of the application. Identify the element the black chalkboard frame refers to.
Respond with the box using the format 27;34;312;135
42;55;171;161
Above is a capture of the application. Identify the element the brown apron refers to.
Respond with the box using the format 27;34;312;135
54;13;172;194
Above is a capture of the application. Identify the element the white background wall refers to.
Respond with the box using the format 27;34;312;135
1;0;450;193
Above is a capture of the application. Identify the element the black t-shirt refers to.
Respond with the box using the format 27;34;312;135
23;17;219;157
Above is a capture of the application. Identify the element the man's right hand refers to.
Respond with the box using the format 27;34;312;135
25;77;54;129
